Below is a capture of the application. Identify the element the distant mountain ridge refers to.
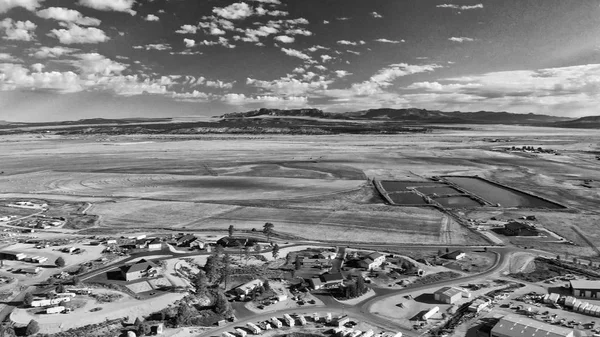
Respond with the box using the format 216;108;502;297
221;108;574;124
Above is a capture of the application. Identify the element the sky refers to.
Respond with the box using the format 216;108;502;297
1;0;600;121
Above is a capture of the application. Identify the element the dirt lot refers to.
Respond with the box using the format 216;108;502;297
0;127;598;248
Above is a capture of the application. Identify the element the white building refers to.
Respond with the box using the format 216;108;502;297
490;314;574;337
234;279;264;296
433;287;463;304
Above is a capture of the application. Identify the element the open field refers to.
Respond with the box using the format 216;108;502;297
0;125;598;247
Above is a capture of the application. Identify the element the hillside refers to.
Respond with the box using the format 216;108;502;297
550;115;600;129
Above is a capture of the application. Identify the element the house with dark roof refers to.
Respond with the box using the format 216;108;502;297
444;250;466;260
217;237;257;247
176;234;198;247
319;273;344;288
120;259;158;281
503;221;539;236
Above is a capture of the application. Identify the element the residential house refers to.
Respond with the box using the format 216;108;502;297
234;279;264;296
444;250;466;260
147;238;162;251
320;273;344;288
120;259;158;281
503;221;539;236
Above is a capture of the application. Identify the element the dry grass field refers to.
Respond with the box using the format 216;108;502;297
0;125;598;249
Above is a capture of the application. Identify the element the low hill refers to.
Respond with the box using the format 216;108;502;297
550;115;600;129
221;108;572;125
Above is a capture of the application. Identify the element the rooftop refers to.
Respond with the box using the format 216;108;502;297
121;259;157;274
434;286;463;297
491;314;573;337
570;280;600;289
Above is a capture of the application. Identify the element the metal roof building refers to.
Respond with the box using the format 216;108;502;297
570;280;600;299
433;286;463;304
490;315;574;337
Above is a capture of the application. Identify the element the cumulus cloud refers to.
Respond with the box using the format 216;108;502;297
274;35;294;43
74;52;126;75
0;18;36;41
0;0;42;13
30;63;44;72
0;52;21;62
335;70;352;78
449;36;475;43
337;40;365;46
144;14;159;21
77;0;136;15
370;12;382;18
133;43;171;50
320;54;332;62
221;93;307;106
437;3;483;10
183;38;195;47
284;28;311;36
29;46;78;58
175;24;197;34
49;24;108;44
374;38;403;44
212;2;253;20
281;47;311;60
37;7;101;26
199;37;235;48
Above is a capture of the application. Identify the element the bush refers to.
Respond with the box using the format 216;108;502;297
55;257;66;267
25;320;39;336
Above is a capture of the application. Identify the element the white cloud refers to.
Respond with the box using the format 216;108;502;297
374;38;403;44
307;45;328;52
30;63;44;72
323;20;329;24
30;46;78;58
199;37;235;48
213;2;253;20
205;79;234;89
0;63;82;92
337;40;365;46
285;28;311;36
49;24;108;44
247;76;331;96
281;47;311;60
0;18;36;41
77;0;136;15
175;24;197;34
37;7;101;26
210;27;226;35
74;52;126;75
183;38;195;47
133;43;171;50
370;12;382;18
437;3;483;10
0;0;42;13
0;52;20;62
369;63;441;85
449;36;474;43
221;93;308;106
144;14;159;21
335;70;352;78
320;54;332;62
274;35;294;43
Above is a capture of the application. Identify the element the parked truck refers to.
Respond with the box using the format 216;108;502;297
46;306;65;314
235;328;247;337
270;317;283;328
246;322;262;335
298;315;307;326
283;314;295;327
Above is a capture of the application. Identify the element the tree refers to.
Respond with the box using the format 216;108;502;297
214;290;233;317
204;255;219;284
253;244;261;254
193;271;209;296
272;244;280;260
263;222;275;243
263;280;270;291
345;282;357;299
556;255;561;261
25;320;39;336
175;303;193;327
72;276;81;286
356;274;366;295
437;249;443;256
138;322;150;336
445;247;449;253
295;257;302;270
244;246;251;265
55;257;65;267
228;225;235;238
56;283;65;293
220;253;232;288
23;293;34;307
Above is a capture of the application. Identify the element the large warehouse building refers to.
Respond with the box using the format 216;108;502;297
569;280;600;299
433;287;463;304
490;315;573;337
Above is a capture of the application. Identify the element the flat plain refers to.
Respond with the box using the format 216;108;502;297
0;125;599;252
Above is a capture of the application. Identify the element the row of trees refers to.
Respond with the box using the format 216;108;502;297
227;223;276;243
344;274;368;299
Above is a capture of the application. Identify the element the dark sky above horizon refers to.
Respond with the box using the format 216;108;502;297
1;0;600;121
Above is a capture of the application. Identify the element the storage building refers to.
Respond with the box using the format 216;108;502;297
422;306;439;320
433;287;463;304
235;328;247;337
270;317;282;328
490;314;574;337
283;314;295;327
569;280;600;299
